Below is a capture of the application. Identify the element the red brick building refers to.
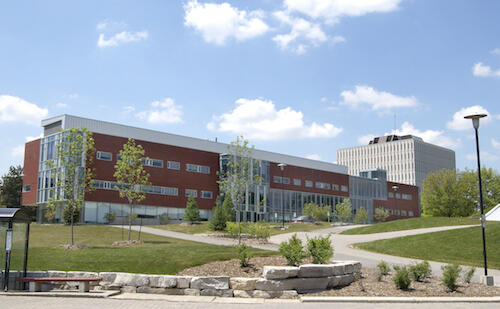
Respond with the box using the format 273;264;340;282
22;115;419;223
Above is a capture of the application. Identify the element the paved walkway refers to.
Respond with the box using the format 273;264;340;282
269;224;499;284
1;295;499;309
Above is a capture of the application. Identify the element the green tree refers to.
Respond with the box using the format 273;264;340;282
222;195;236;222
218;136;262;243
460;168;500;213
335;198;352;223
0;165;23;207
354;207;368;224
114;138;151;241
422;169;474;217
374;208;389;222
183;195;201;223
209;198;227;231
47;128;96;246
303;202;331;221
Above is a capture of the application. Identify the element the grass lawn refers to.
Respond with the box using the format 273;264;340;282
150;221;333;236
355;222;500;269
20;224;275;274
341;217;479;235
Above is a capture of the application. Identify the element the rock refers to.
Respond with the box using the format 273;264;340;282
120;286;136;293
93;286;104;291
332;264;346;275
148;275;177;288
176;276;191;288
255;279;285;291
233;290;253;298
338;274;354;286
256;277;329;292
251;290;283;299
280;290;298;299
162;288;185;295
184;288;200;296
298;264;335;278
328;276;341;288
67;271;99;278
47;270;67;278
113;273;149;287
229;277;257;290
136;286;152;293
26;271;48;278
190;277;229;290
99;272;117;283
200;289;233;297
263;266;299;280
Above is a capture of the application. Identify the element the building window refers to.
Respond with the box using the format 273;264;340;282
186;163;210;174
185;189;197;197
395;193;401;199
402;210;407;216
91;180;177;196
402;194;412;200
273;176;290;184
315;182;331;190
167;161;180;170
305;180;313;188
97;151;112;161
395;209;400;215
388;192;394;198
341;185;348;192
388;209;393;215
142;158;164;168
22;185;31;192
201;191;213;199
332;184;339;191
409;211;414;216
293;178;301;186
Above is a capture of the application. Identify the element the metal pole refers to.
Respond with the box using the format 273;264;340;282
3;222;13;291
474;127;488;276
23;223;30;290
281;168;284;229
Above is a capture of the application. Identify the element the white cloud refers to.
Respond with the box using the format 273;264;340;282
26;134;42;142
332;35;346;43
63;93;79;99
0;95;48;126
491;48;500;55
56;102;67;108
466;151;498;162
472;62;500;77
96;20;127;31
184;1;269;45
492;138;500;150
357;134;376;145
122;106;136;114
320;97;328;103
446;105;491;131
207;98;342;140
137;98;183;124
11;145;25;158
97;31;149;48
339;85;418;111
388;122;460;148
284;0;402;23
306;154;321;160
272;11;328;54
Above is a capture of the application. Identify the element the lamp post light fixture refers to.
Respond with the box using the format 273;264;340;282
392;185;399;217
278;163;287;229
464;113;493;285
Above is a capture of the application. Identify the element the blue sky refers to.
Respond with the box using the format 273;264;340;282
1;0;499;176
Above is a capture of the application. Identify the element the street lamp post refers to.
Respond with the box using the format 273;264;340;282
278;163;287;229
464;113;491;285
392;185;399;217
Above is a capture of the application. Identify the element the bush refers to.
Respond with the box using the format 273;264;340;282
159;213;170;225
354;207;368;224
393;266;411;290
463;267;475;284
237;243;250;267
334;199;352;223
307;235;333;264
226;222;239;238
104;212;116;224
377;260;390;281
222;195;236;222
248;223;270;240
374;208;389;222
209;200;227;231
279;234;308;266
409;261;432;282
62;205;81;225
303;202;331;221
183;195;201;223
441;264;462;291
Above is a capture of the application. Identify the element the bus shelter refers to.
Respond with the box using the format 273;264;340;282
1;208;31;291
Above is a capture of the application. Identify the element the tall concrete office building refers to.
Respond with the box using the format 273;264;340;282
337;135;456;190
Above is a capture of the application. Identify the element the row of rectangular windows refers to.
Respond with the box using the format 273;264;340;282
92;180;213;199
384;208;414;217
97;151;208;174
273;176;348;192
387;192;413;200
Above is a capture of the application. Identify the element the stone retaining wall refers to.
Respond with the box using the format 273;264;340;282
7;261;361;299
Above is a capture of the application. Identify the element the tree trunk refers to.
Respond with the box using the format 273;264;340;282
70;205;75;246
128;203;133;241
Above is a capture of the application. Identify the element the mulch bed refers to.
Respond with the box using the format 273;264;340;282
178;256;500;297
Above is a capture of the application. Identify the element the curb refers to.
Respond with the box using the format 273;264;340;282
0;290;120;298
300;296;500;303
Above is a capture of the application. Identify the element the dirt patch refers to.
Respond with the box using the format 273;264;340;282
59;244;89;250
112;240;143;246
178;256;500;297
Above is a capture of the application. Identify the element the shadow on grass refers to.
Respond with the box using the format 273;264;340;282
143;240;172;245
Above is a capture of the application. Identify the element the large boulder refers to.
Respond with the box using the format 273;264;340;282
190;277;229;290
200;289;233;297
176;276;192;288
148;275;177;288
229;277;257;290
113;273;150;287
256;277;329;292
262;266;299;280
297;264;335;278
